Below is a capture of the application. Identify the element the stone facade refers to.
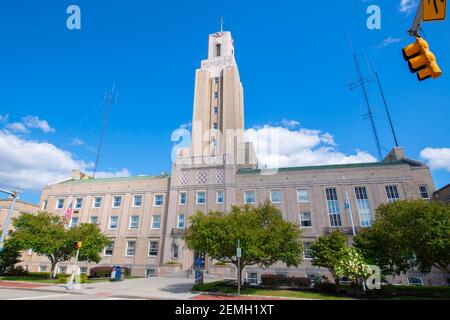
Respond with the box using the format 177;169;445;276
24;30;447;286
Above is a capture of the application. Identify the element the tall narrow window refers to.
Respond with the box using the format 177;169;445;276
104;241;114;256
179;192;187;205
299;212;312;228
216;43;221;57
325;188;342;227
75;198;83;209
133;195;142;207
93;197;102;208
129;216;139;229
126;241;136;257
385;185;400;203
177;214;185;229
56;198;65;210
112;196;122;208
355;187;372;227
419;185;430;199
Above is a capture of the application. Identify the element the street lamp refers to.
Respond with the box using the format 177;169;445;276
0;188;20;253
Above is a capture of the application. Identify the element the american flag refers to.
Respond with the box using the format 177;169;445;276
64;201;73;221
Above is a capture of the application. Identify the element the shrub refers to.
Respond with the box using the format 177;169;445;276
4;266;28;276
28;272;52;279
89;266;131;278
313;282;338;293
260;274;310;288
379;285;450;298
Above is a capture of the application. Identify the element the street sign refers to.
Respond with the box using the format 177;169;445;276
236;248;241;258
423;0;447;21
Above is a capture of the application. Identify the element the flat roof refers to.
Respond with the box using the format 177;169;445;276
54;173;171;186
237;160;419;175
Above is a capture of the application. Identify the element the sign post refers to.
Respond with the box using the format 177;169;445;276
67;242;82;290
236;239;242;296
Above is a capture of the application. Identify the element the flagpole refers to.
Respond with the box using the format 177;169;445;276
345;190;357;236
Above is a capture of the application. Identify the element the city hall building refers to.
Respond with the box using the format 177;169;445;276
22;30;445;285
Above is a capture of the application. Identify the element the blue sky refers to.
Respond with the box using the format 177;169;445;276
0;0;449;203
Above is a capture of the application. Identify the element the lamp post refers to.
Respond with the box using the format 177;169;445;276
0;189;19;253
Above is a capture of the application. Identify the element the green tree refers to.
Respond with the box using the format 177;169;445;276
334;247;372;284
310;231;348;284
185;202;303;285
354;200;450;275
0;233;22;274
11;212;110;277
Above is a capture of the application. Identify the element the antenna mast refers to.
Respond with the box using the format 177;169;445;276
348;34;383;161
93;84;118;178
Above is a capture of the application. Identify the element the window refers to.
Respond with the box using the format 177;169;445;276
354;187;372;227
408;276;423;286
56;198;65;210
57;266;67;274
214;107;219;114
217;191;224;204
129;216;139;229
151;215;161;229
247;272;258;285
39;265;47;272
177;214;185;229
196;192;206;205
179;192;187;205
70;217;79;228
90;216;99;225
303;242;313;259
270;190;282;204
213;123;218;130
214;77;219;84
297;189;309;203
214;91;219;99
173;244;179;259
385;185;400;203
79;267;88;275
419;185;430;199
75;198;83;209
154;195;164;207
133;195;142;207
42;200;48;210
104;241;114;256
146;269;156;277
148;241;158;257
112;196;122;208
216;43;221;57
93;197;102;208
126;241;136;257
244;191;256;204
109;216;119;230
325;188;342;227
299;212;312;228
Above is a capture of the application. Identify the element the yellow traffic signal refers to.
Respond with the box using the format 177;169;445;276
402;37;442;81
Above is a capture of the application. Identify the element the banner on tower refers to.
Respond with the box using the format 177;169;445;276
423;0;446;21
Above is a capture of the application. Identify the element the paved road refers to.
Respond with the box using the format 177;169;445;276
0;288;139;300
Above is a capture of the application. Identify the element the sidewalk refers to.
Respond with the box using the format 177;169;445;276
1;277;199;300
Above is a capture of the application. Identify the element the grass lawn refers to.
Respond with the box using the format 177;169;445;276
194;281;354;300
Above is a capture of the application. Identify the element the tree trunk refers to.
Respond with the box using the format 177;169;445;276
48;257;58;278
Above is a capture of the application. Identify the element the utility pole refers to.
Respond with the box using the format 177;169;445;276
0;189;19;253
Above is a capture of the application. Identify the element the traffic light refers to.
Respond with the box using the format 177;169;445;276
74;241;82;250
402;36;442;81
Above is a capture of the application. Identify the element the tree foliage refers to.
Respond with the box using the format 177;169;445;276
354;200;450;275
0;234;22;274
310;231;348;283
334;247;372;282
185;202;304;282
11;211;110;277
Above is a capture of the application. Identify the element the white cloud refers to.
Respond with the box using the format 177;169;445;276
5;122;29;133
280;119;300;128
420;147;450;172
399;0;418;15
22;116;55;133
0;131;131;192
92;169;132;179
245;124;377;169
71;137;85;146
378;36;402;49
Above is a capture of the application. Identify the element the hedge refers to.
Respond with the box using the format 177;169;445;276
89;266;131;278
57;274;88;284
260;274;310;288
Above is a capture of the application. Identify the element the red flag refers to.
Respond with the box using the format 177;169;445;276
64;201;73;221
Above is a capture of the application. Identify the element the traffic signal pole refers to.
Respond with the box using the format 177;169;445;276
0;189;19;253
409;0;424;36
